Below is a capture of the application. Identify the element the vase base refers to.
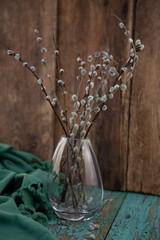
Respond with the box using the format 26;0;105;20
55;211;85;221
53;206;94;221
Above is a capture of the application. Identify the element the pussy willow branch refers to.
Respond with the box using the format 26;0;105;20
84;55;134;138
56;60;71;134
43;61;63;111
76;62;88;98
9;52;68;136
52;33;71;134
36;35;63;111
60;72;71;135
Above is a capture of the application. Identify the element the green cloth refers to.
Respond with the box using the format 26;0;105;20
0;143;58;240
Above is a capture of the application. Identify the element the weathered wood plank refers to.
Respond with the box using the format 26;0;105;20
56;0;135;191
127;0;160;195
49;191;126;240
1;0;159;196
105;192;160;240
0;0;57;160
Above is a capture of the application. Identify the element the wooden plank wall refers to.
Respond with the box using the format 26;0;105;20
127;0;160;195
0;0;57;159
0;0;159;196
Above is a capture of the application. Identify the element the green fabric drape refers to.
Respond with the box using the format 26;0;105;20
0;143;58;240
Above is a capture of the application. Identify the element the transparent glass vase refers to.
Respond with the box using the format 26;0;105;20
46;136;103;221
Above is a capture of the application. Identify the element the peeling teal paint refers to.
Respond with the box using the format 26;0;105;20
48;190;126;239
48;191;160;239
106;193;160;240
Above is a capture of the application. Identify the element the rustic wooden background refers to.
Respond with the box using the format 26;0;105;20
0;0;159;196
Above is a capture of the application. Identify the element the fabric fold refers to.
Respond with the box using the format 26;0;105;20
0;144;58;240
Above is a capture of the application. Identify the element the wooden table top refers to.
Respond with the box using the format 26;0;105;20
48;191;160;240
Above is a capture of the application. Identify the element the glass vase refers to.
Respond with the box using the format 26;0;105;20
46;136;103;221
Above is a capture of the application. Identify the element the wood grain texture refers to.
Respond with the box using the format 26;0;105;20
49;191;126;240
106;193;160;240
55;0;135;191
0;0;57;160
127;0;160;195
